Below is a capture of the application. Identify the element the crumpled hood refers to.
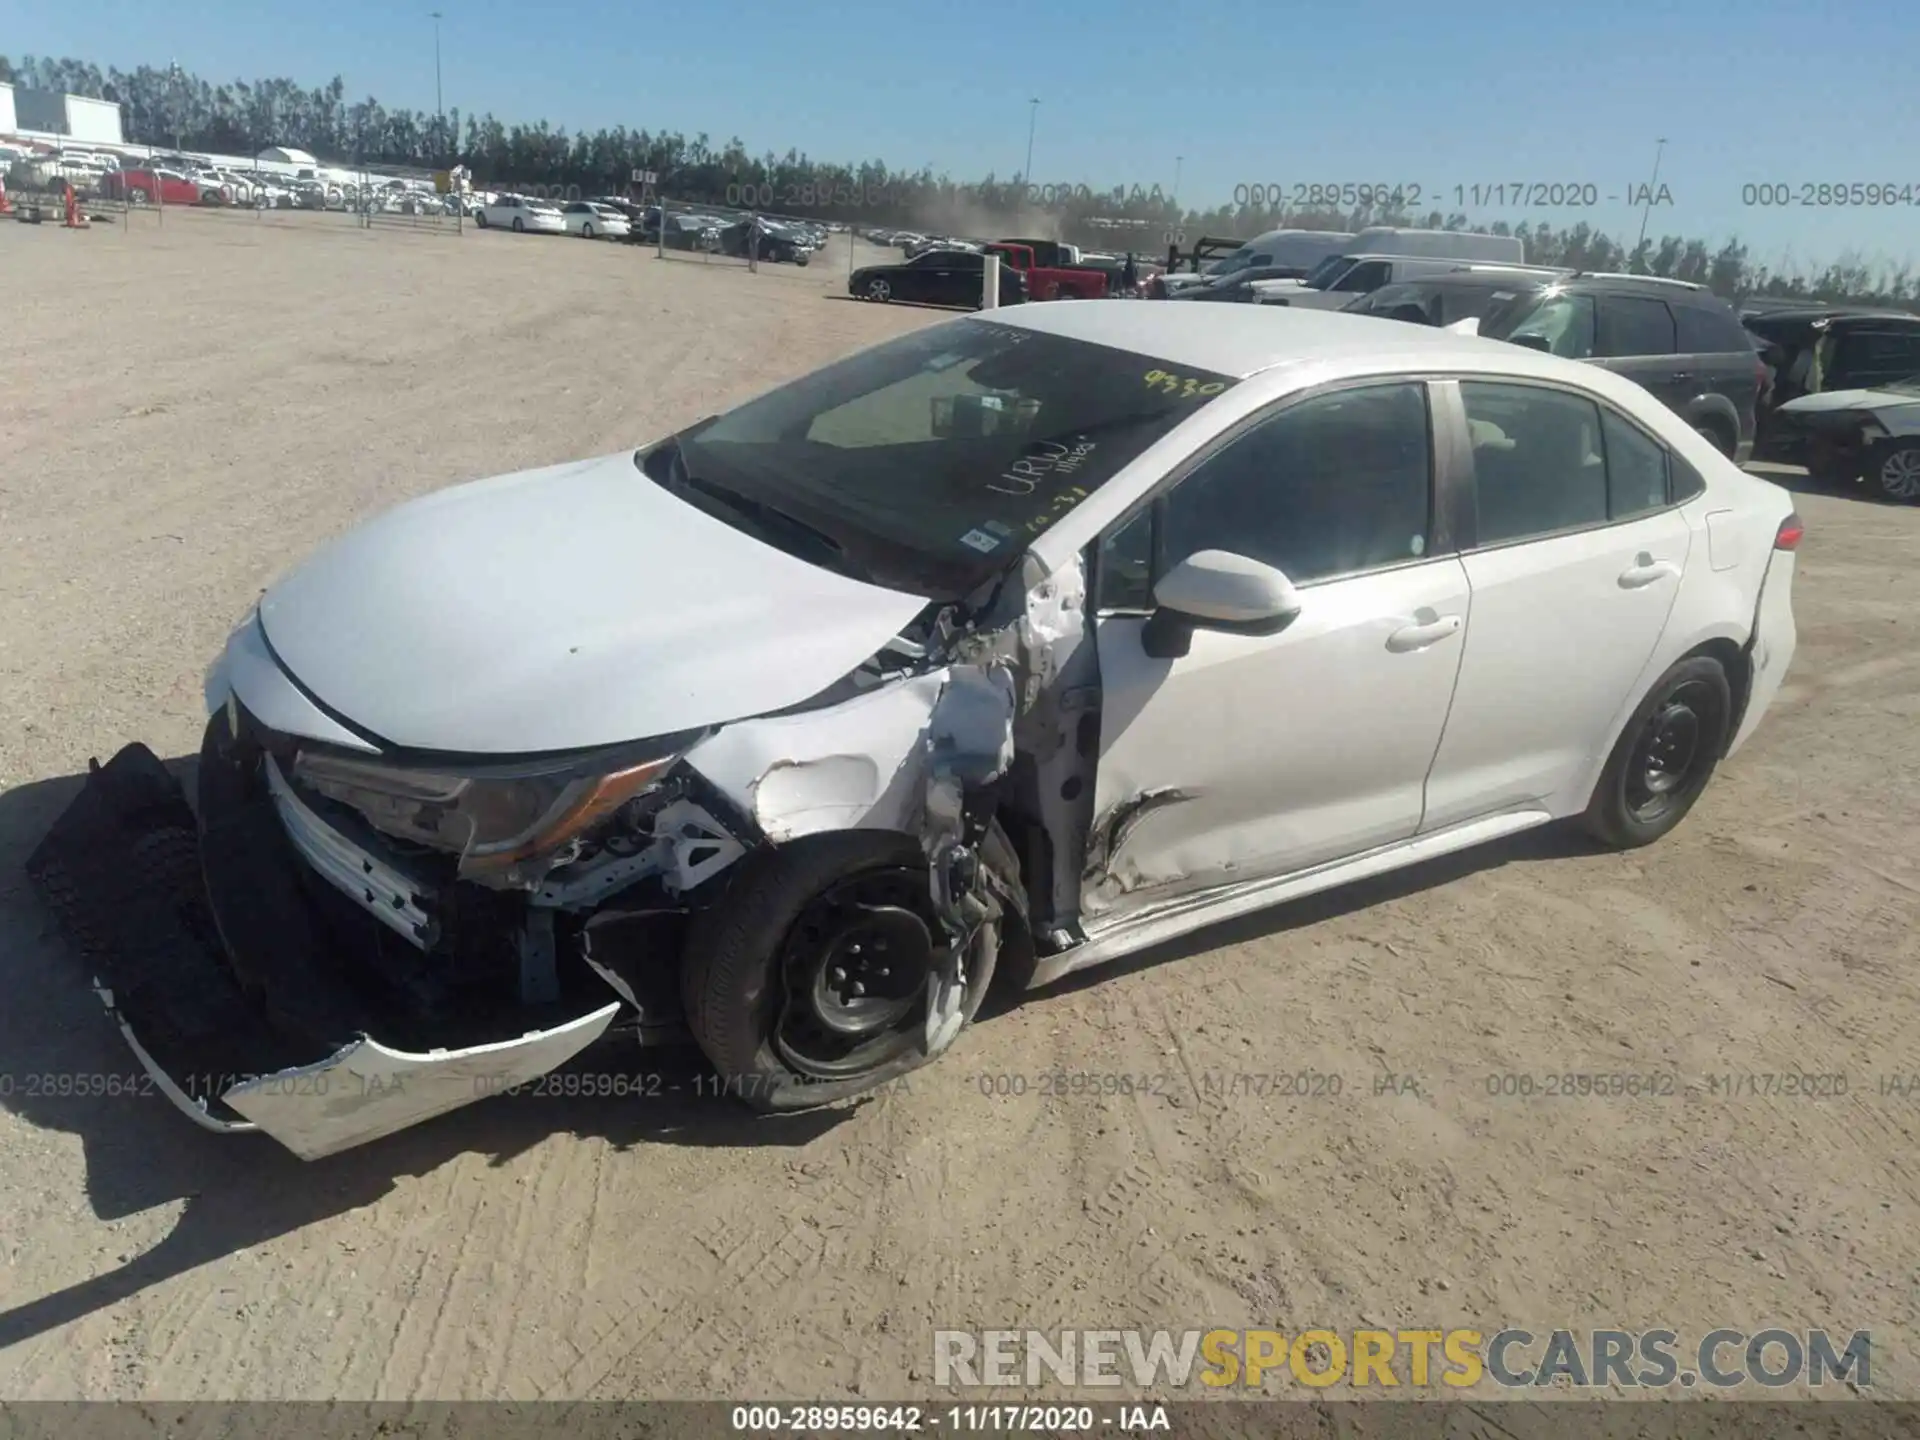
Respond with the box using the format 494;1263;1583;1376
259;450;931;755
1779;387;1920;415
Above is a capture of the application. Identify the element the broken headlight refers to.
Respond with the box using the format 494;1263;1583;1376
291;741;689;882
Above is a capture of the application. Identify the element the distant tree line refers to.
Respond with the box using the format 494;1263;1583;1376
4;52;1915;309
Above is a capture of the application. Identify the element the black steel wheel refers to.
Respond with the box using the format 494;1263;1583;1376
680;826;1021;1113
1583;656;1732;848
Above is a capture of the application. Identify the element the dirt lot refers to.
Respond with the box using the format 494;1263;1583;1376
0;206;1916;1406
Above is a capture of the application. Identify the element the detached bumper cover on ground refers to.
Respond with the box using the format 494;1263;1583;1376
24;740;620;1160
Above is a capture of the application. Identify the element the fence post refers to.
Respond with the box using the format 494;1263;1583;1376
982;253;1000;310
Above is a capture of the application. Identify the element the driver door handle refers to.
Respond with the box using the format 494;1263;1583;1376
1386;614;1463;652
1619;553;1682;588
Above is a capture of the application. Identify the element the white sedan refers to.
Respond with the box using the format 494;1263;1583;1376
29;303;1800;1157
476;194;566;233
561;200;631;239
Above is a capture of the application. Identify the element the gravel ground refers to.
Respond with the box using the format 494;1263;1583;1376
1;206;1916;1405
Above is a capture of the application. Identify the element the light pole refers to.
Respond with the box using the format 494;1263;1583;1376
1022;97;1039;185
1172;155;1183;208
1634;138;1666;256
431;11;445;157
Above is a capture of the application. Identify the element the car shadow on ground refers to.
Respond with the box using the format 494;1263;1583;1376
0;762;854;1349
821;294;978;314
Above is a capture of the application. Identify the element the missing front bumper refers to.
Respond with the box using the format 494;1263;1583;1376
24;741;626;1160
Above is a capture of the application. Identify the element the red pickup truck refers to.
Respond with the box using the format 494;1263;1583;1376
984;242;1108;301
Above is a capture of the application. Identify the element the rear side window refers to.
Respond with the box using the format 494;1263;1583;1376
1600;411;1670;519
1675;303;1753;354
1460;382;1607;543
1596;296;1678;357
1838;328;1920;381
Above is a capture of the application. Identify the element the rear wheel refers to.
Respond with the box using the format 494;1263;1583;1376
511;216;524;233
1582;656;1732;849
581;221;595;239
1692;422;1733;458
680;826;1017;1113
1870;439;1920;503
475;210;488;227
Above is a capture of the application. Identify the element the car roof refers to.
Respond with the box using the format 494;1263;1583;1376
972;299;1601;381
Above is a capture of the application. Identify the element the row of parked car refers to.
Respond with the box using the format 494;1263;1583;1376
1147;225;1920;503
474;193;832;263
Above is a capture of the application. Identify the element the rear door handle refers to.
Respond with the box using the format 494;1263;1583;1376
1386;614;1463;652
1619;552;1682;588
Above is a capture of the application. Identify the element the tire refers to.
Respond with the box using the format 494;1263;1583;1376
581;222;594;239
681;824;1019;1113
865;278;891;302
1581;655;1733;849
1869;438;1920;503
1693;422;1733;458
475;210;487;227
511;217;524;232
128;188;149;206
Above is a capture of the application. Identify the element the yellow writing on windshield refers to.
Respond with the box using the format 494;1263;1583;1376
1144;370;1228;399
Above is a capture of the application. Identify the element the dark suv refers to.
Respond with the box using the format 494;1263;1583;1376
1740;306;1920;461
1479;274;1766;463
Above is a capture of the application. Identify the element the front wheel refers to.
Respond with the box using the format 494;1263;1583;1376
1870;439;1920;503
511;217;524;232
865;278;891;302
680;827;1018;1113
581;222;594;239
1582;655;1732;849
475;210;487;226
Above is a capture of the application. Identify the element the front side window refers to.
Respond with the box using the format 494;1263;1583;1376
1333;260;1392;293
667;321;1240;598
1096;382;1433;609
1486;291;1596;359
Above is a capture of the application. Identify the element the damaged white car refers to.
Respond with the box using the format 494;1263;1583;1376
28;304;1802;1160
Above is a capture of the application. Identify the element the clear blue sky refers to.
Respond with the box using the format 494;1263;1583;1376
10;0;1919;270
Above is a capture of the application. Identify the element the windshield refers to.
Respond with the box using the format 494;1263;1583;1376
1301;254;1353;289
651;320;1240;599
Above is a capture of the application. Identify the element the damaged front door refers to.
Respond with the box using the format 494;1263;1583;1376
1081;380;1470;922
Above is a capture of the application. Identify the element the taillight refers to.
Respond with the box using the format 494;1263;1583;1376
1774;513;1804;551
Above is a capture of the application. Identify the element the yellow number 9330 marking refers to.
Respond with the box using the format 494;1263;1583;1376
1144;370;1227;398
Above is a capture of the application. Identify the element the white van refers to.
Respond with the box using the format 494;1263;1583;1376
1252;255;1560;310
1162;229;1357;294
1335;226;1526;264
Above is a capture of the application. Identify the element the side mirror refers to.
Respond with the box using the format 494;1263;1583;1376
1141;551;1303;659
1507;333;1551;353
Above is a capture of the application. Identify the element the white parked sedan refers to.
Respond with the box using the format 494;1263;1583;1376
28;303;1800;1159
562;200;632;239
477;194;566;233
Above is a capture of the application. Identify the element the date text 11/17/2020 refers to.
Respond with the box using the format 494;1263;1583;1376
1232;181;1677;210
